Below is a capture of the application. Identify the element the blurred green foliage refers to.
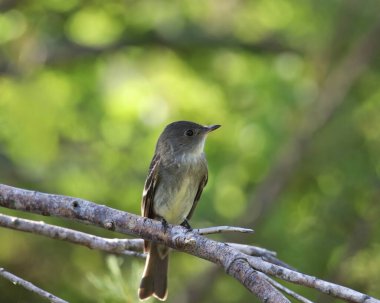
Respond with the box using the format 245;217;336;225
1;1;380;302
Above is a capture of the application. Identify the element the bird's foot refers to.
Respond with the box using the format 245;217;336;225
161;218;169;233
181;219;192;231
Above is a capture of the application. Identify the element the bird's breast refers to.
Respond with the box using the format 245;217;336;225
153;165;202;225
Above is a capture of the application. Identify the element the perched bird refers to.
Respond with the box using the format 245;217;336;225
138;121;220;301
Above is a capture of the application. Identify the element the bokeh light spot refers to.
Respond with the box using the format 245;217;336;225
66;8;123;47
0;10;27;44
214;185;246;219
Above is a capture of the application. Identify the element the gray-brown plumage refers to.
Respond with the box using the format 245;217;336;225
138;121;220;301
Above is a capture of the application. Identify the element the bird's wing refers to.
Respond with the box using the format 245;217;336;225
186;169;208;220
141;153;160;219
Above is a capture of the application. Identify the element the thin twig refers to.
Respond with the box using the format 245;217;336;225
258;272;314;303
227;243;296;270
195;226;254;234
0;213;143;254
0;268;68;303
228;243;276;256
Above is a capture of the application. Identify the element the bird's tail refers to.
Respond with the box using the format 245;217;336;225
138;241;169;301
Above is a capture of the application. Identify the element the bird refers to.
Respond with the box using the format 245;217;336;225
138;121;220;301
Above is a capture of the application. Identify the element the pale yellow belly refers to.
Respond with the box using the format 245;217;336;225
154;177;196;225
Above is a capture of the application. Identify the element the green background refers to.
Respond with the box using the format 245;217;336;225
1;1;380;302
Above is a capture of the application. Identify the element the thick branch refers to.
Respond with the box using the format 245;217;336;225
0;268;68;303
0;184;288;303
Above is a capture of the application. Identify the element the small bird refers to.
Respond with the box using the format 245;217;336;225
138;121;220;301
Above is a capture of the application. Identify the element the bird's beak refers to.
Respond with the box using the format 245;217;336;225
204;124;221;133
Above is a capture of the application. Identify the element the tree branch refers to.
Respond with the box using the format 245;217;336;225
0;212;146;257
0;268;68;303
248;258;378;303
0;184;289;303
227;243;296;270
0;183;379;303
194;226;254;234
258;272;314;303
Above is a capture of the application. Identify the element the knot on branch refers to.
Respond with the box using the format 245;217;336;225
225;257;250;275
184;237;196;245
104;220;115;231
172;231;196;250
271;265;283;277
71;200;79;208
11;217;20;227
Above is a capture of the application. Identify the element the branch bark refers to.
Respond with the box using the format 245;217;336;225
0;268;68;303
259;272;314;303
0;212;145;257
1;184;379;303
248;258;378;303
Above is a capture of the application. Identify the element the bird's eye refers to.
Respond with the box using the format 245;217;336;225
185;129;194;136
